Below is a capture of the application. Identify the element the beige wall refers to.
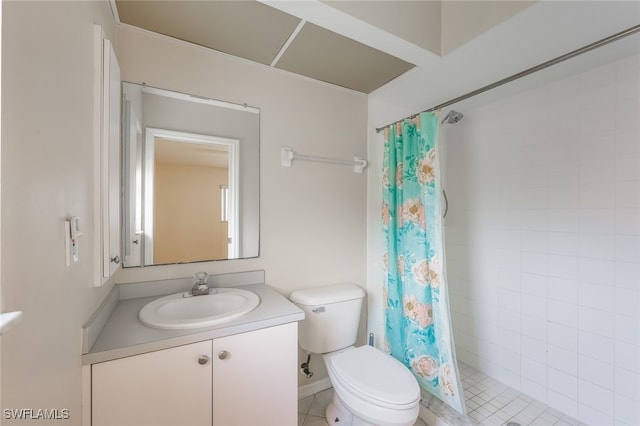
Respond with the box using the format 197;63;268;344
115;25;368;386
1;1;116;422
154;163;228;263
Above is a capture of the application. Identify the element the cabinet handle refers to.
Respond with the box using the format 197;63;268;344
218;350;229;360
110;255;120;264
198;355;210;365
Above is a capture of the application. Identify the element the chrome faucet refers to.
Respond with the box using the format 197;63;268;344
190;272;211;296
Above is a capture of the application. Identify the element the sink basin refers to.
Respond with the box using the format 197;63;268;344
139;288;260;330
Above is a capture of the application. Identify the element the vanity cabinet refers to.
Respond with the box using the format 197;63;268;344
91;322;298;426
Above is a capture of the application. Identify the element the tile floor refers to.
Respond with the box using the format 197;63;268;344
423;362;585;426
299;362;584;426
298;387;428;426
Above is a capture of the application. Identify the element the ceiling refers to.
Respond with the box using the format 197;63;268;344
114;1;640;109
114;0;416;93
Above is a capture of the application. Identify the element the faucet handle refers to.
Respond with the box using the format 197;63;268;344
194;272;209;285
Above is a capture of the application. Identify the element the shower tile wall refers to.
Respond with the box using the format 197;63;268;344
444;54;639;426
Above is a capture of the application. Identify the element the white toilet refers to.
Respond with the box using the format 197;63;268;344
290;284;420;426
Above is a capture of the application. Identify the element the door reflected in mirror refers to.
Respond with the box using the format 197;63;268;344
122;82;259;267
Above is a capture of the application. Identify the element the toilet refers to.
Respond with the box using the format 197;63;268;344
290;284;420;426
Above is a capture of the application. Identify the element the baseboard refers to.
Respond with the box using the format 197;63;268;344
298;377;332;400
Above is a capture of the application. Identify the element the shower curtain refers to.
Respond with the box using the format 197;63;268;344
382;112;465;414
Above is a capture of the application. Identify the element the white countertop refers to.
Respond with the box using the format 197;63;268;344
83;283;304;365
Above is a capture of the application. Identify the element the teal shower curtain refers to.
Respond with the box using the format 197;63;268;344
382;112;465;414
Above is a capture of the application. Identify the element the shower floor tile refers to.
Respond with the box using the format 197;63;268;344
421;362;586;426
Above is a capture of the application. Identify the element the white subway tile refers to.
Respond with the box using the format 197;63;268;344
615;131;640;156
579;183;615;209
578;257;614;286
579;105;615;138
522;186;548;209
548;367;578;399
547;390;578;418
578;306;614;338
521;273;548;296
578;282;614;312
615;314;639;345
548;299;578;328
548;344;578;376
521;252;548;275
578;379;615;416
498;288;521;311
497;267;521;291
521;314;546;338
578;403;614;426
548;232;578;256
548;162;579;187
548;254;579;280
498;347;521;374
498;308;520;333
615;181;640;209
521;378;548;404
615;97;640;136
549;185;579;209
548;209;579;233
521;230;548;253
498;249;521;271
579;158;615;184
615;209;640;236
548;322;578;352
548;141;580;165
579;331;615;364
498;367;521;390
578;233;615;260
615;393;640;425
615;368;640;400
548;277;578;303
614;287;640;318
578;355;615;390
521;357;547;385
578;209;615;234
498;229;521;250
614;261;639;289
615;341;640;374
520;209;548;231
615;235;640;263
521;335;547;363
615;153;640;182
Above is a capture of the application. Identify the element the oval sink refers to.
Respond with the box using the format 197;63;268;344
139;288;260;330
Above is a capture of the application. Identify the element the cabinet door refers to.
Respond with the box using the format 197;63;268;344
92;341;212;426
212;322;298;426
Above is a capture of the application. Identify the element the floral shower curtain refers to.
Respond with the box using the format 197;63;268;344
382;112;465;414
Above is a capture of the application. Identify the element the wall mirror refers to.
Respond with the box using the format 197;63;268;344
121;82;260;267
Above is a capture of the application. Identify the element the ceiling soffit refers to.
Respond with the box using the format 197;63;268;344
115;0;416;93
115;0;301;66
275;22;415;94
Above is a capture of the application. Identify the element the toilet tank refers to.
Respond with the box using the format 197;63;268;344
290;284;365;354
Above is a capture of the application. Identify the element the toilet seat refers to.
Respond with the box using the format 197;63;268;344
326;346;420;409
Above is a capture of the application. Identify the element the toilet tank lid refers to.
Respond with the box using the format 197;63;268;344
290;284;364;306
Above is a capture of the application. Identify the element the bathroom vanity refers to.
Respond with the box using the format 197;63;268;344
83;273;303;426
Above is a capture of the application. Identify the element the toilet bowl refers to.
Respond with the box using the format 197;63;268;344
323;345;420;426
289;284;421;426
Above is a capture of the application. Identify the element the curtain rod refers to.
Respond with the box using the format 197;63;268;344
376;24;640;134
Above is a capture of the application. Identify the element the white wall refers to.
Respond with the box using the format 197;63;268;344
1;1;116;422
115;25;368;385
444;55;639;425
